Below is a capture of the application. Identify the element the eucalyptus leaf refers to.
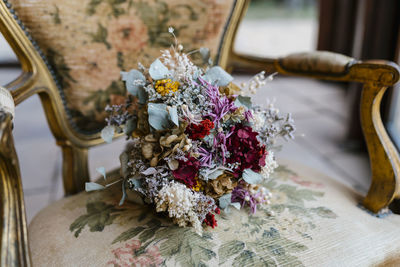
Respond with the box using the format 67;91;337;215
199;47;210;63
149;59;170;80
96;167;106;180
242;168;263;184
85;182;105;192
203;66;233;86
137;87;148;105
231;202;241;210
206;168;226;180
121;69;145;96
123;117;137;137
147;103;170;131
168;106;179;126
219;193;232;209
128;178;142;189
234;95;252;109
101;125;115;144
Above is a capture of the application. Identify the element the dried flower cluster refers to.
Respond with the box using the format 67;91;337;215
90;29;295;235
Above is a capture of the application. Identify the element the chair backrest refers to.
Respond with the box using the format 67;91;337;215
0;0;249;194
4;0;247;135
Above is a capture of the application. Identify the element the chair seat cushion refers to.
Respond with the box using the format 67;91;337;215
28;160;400;266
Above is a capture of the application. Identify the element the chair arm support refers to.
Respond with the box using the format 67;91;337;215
0;111;31;266
274;51;400;213
274;51;399;86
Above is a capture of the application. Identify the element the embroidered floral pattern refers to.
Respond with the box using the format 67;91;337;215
70;165;338;266
10;0;236;132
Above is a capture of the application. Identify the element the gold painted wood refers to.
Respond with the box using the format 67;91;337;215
0;112;31;266
273;51;400;212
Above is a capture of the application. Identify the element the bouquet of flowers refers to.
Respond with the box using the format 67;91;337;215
88;28;295;235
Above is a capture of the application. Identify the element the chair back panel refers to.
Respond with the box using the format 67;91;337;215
8;0;239;133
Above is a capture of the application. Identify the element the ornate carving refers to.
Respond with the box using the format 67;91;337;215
0;112;31;266
275;52;400;212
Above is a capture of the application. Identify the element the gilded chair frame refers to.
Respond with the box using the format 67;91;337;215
0;0;399;265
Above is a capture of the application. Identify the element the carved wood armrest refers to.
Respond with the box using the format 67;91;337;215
274;51;400;213
0;98;31;265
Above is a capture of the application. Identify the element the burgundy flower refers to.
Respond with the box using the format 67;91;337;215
185;119;215;140
203;207;220;228
226;124;266;176
172;156;200;188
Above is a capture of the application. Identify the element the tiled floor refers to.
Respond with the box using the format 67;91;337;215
0;67;371;222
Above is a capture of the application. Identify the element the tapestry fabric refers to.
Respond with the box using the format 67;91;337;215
8;0;237;132
28;160;400;266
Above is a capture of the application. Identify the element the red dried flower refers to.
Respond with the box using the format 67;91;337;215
226;124;266;177
172;156;200;188
204;212;218;228
185;119;215;140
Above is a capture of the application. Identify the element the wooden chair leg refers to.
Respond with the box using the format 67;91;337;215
59;142;89;196
361;83;400;213
0;113;31;266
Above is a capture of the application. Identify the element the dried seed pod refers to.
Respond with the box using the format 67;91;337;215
168;159;179;170
144;134;158;142
150;156;158;167
142;143;154;159
165;134;178;145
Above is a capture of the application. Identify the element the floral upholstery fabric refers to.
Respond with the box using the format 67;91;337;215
8;0;237;132
29;160;400;266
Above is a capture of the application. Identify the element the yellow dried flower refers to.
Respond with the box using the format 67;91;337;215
155;79;180;96
192;177;203;192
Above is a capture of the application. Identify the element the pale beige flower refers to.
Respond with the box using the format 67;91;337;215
107;15;148;54
66;43;120;92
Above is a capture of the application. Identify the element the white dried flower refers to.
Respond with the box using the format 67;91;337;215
261;151;278;178
155;181;203;235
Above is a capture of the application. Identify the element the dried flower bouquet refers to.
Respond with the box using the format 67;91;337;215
88;28;296;235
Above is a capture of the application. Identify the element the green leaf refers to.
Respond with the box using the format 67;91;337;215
199;47;210;63
310;207;337;219
218;240;245;265
138;228;156;243
121;69;146;97
242;168;263;184
149;59;171;80
234;95;252;109
147;103;171;131
89;23;110;49
70;201;122;237
155;227;217;266
85;182;105;191
112;226;146;244
219;193;232;210
123;117;137;136
168;106;179;126
232;250;257;267
101;125;115;143
203;66;233;86
96;167;106;180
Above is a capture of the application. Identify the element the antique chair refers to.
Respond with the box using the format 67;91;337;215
1;0;400;266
